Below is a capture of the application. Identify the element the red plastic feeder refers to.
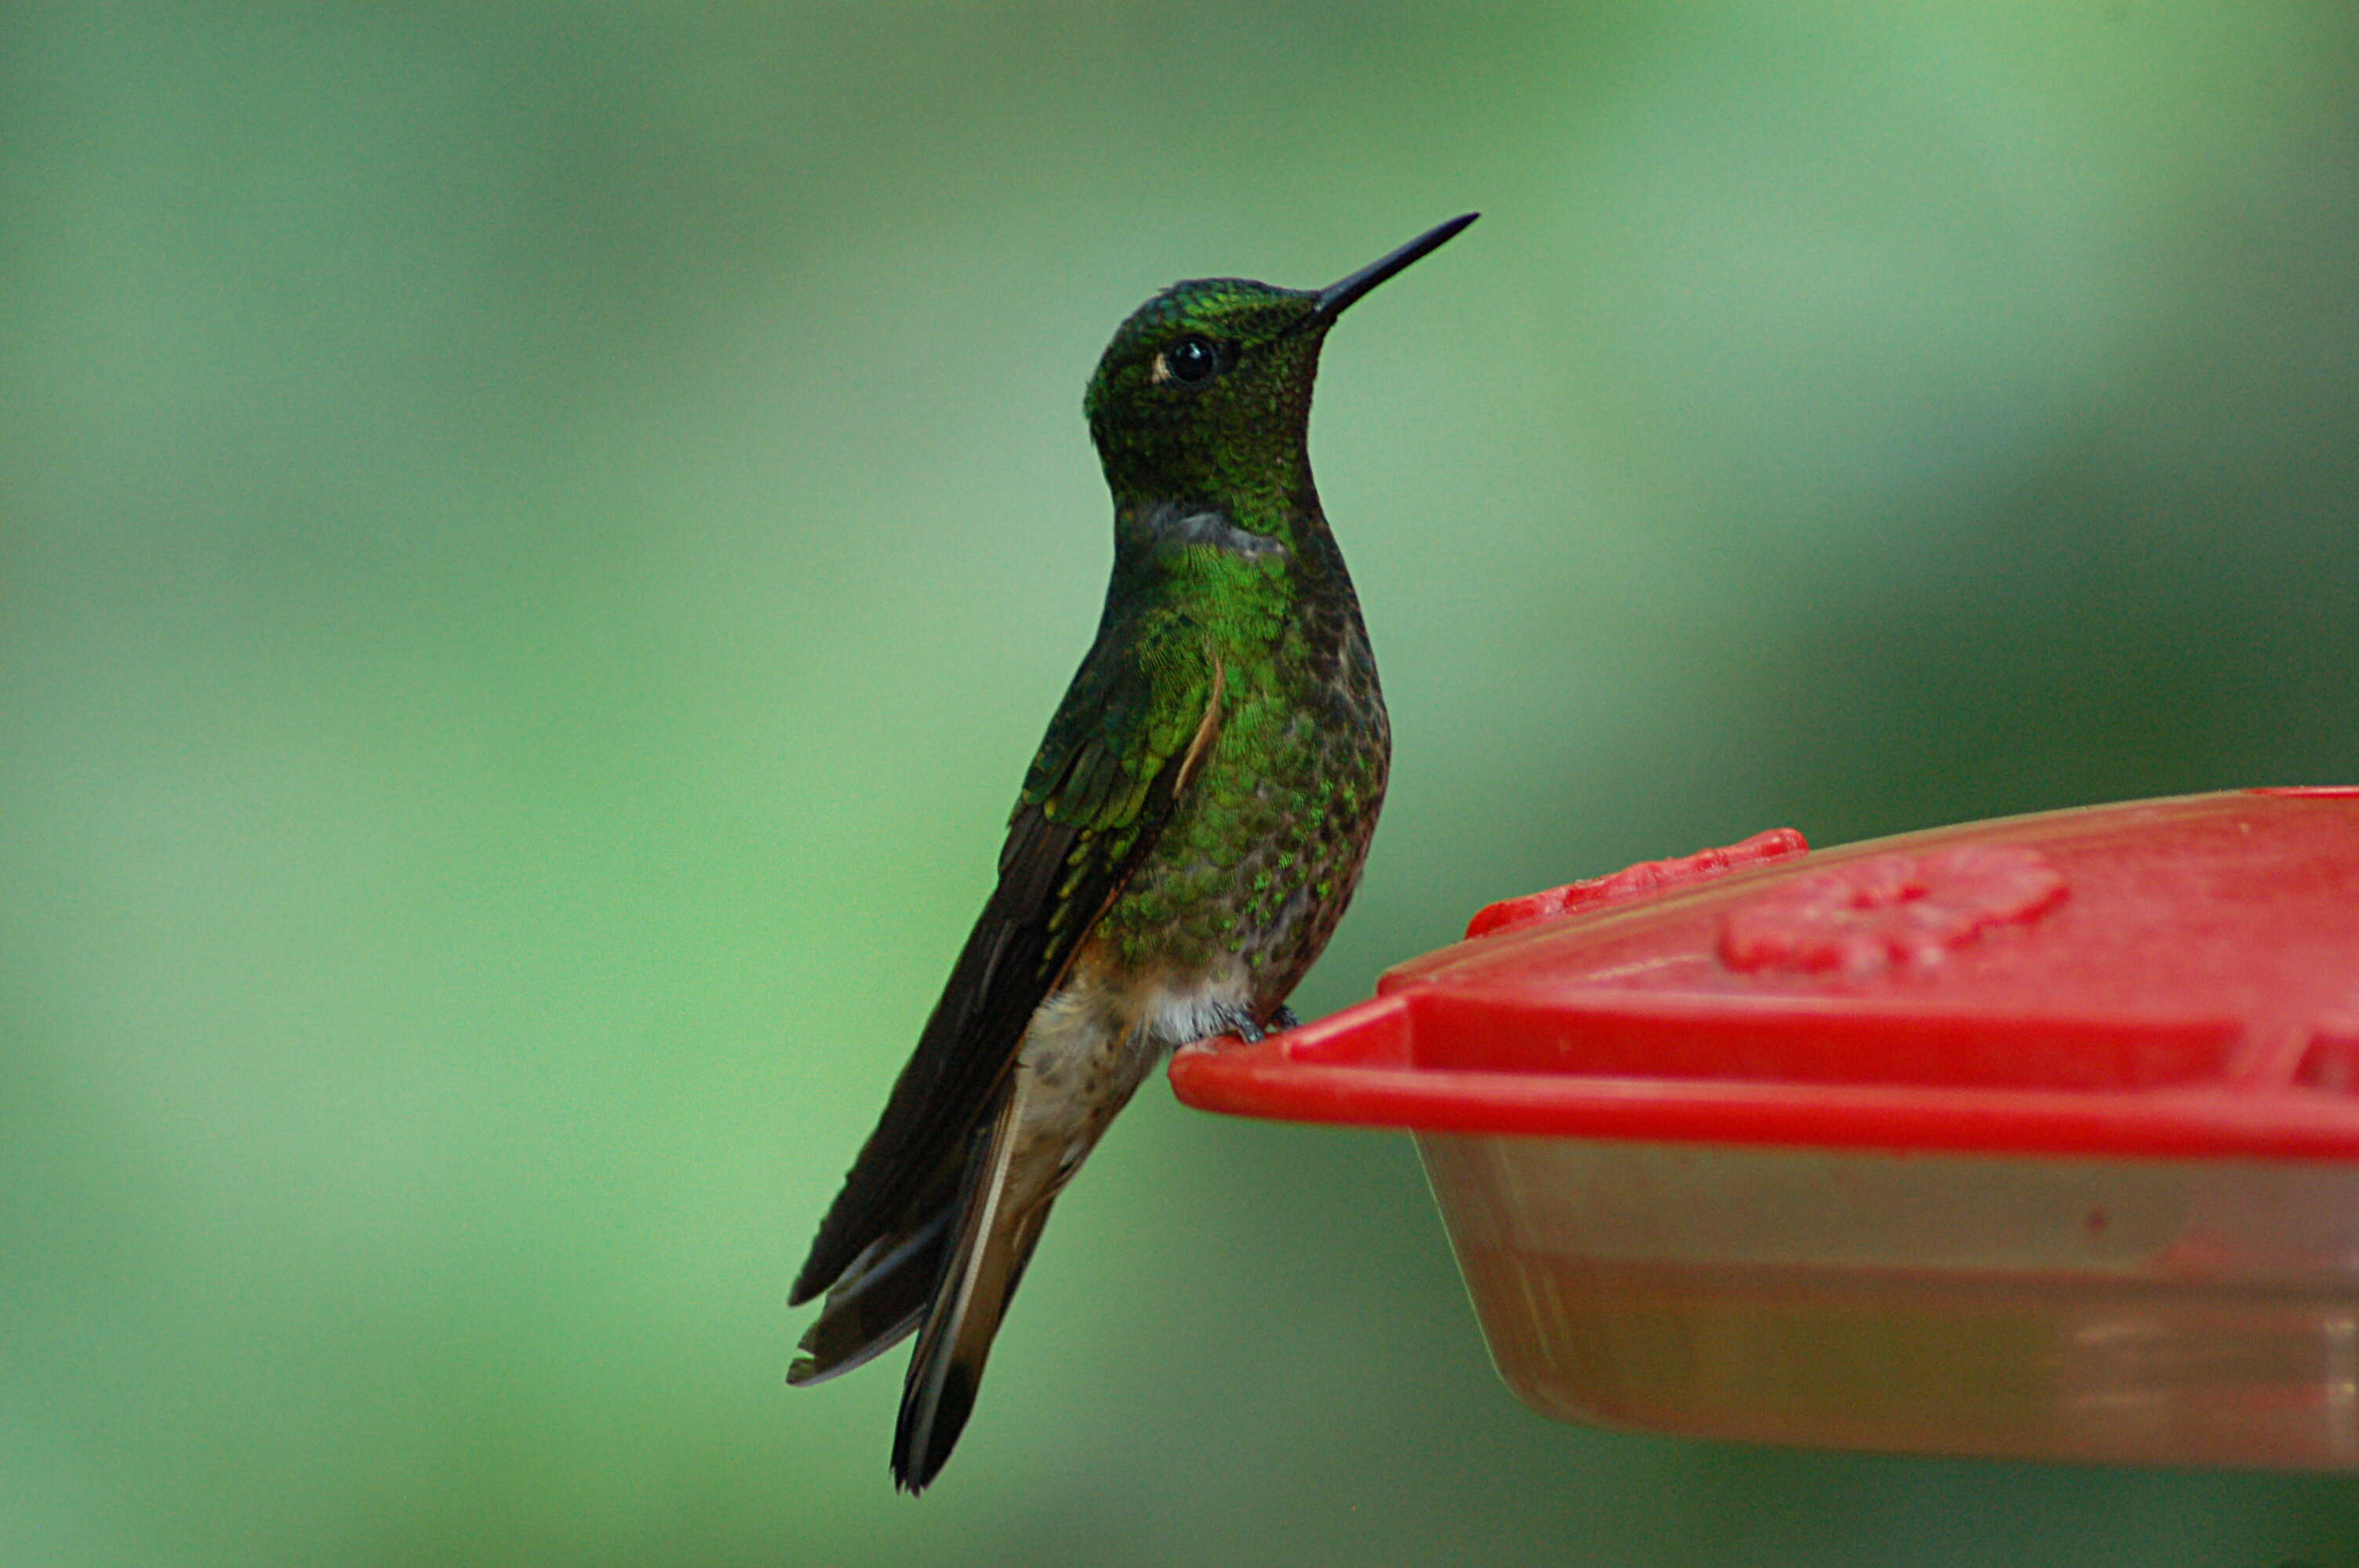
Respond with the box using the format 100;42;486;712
1171;789;2359;1471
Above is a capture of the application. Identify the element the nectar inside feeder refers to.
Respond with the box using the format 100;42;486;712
1169;789;2359;1472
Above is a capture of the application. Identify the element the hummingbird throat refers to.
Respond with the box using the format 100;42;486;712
1136;500;1290;561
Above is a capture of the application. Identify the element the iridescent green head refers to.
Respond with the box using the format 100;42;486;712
1085;215;1477;522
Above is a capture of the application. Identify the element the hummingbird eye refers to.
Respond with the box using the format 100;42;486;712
1160;335;1220;387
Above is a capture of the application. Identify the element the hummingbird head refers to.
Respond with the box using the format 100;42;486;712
1085;215;1477;532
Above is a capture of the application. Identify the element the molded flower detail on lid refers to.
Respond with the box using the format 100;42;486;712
1720;846;2068;977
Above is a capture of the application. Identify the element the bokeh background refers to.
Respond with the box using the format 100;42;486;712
8;2;2359;1563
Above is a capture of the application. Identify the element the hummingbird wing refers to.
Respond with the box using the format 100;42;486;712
791;626;1223;1312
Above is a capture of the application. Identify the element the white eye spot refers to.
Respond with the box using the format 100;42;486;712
1150;351;1172;385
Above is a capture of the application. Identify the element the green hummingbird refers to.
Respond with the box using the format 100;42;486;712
788;214;1478;1492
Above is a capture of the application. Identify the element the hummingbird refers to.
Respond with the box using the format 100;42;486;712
787;213;1478;1492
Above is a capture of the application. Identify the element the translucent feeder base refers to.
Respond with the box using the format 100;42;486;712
1418;1134;2359;1471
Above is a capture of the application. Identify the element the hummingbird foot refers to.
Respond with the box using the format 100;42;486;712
1221;1004;1299;1045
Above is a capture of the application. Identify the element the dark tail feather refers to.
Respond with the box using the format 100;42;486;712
890;1076;1056;1494
787;1208;951;1387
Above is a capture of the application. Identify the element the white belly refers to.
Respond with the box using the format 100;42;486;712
1011;962;1252;1174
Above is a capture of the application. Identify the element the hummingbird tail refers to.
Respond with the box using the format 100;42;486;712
892;1072;1056;1494
786;1207;951;1388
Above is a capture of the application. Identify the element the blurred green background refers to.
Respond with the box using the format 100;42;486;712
8;2;2359;1563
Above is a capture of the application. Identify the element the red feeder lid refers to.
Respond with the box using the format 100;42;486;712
1171;789;2359;1159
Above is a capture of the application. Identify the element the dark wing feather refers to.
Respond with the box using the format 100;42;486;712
791;623;1219;1306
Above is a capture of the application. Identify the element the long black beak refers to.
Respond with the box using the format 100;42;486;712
1310;212;1479;325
